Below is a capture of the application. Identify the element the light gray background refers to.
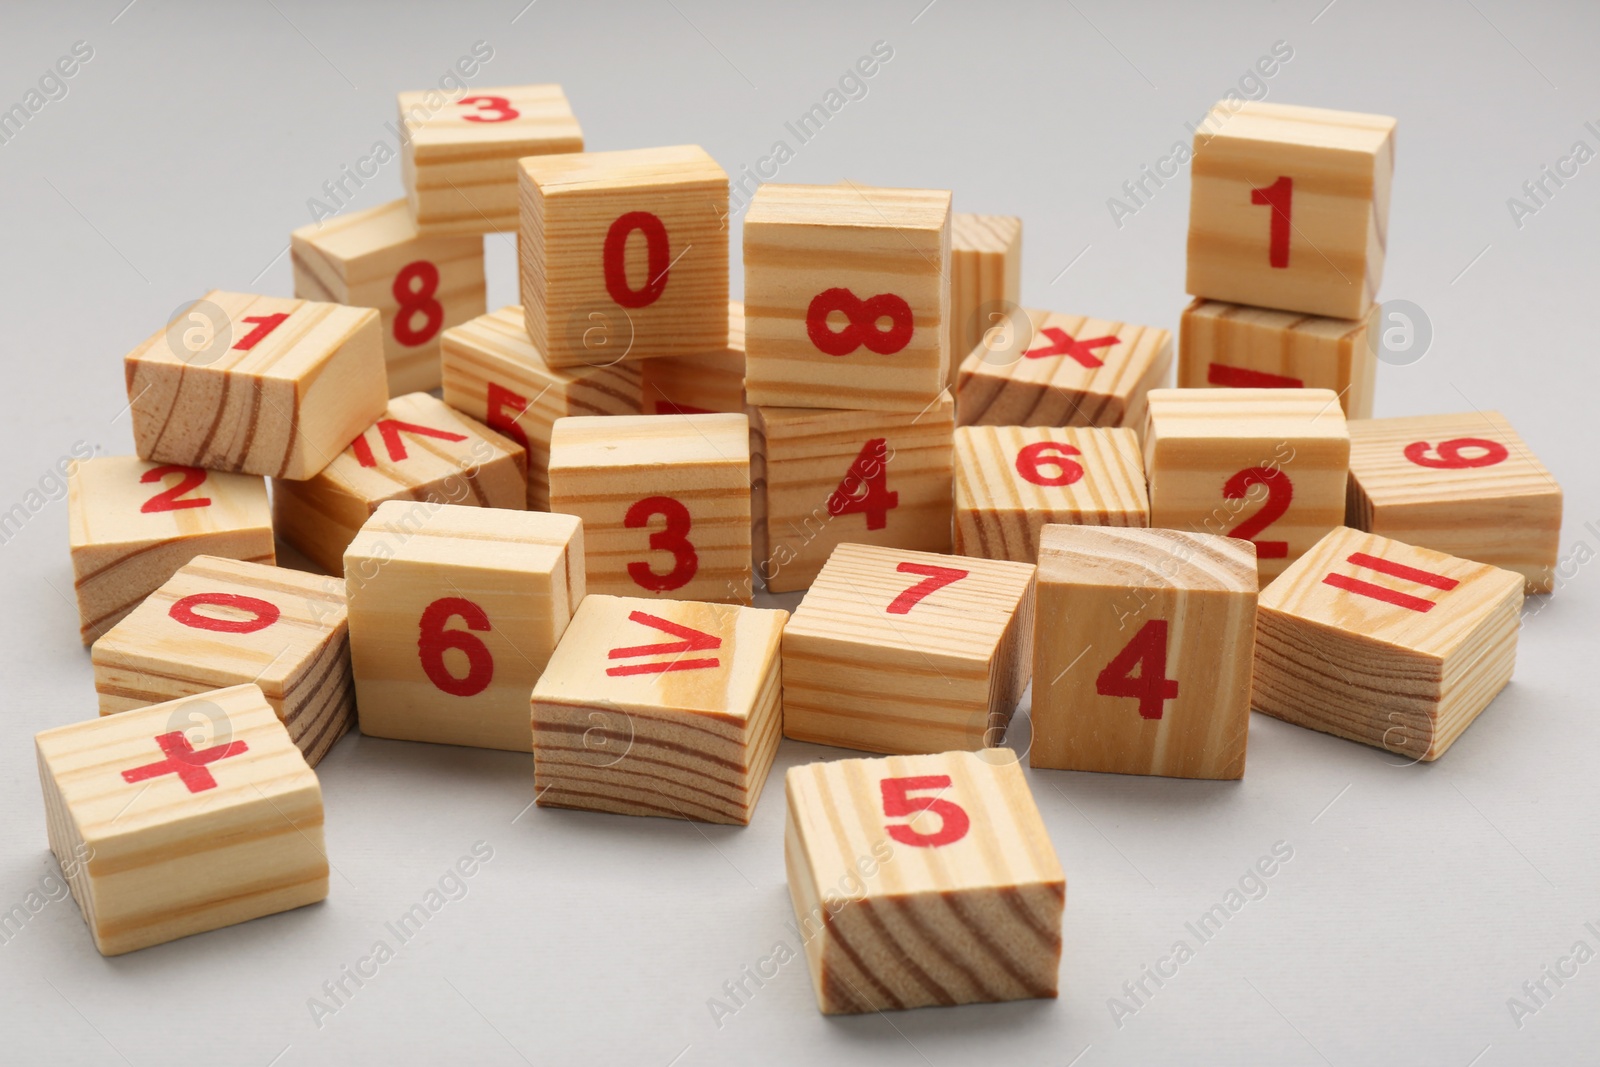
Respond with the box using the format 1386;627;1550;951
2;1;1597;1064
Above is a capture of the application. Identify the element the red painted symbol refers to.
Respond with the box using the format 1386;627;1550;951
625;497;698;592
351;419;469;467
606;610;722;676
1223;466;1293;559
827;438;898;530
1322;551;1460;613
886;562;969;615
233;312;289;351
1251;175;1293;269
458;95;519;122
1096;619;1180;720
1403;438;1509;470
1014;441;1084;487
1023;327;1118;368
485;382;531;451
881;776;970;848
1206;363;1303;388
418;597;494;697
603;211;671;309
169;592;280;634
120;731;249;794
140;465;211;513
392;260;443;346
805;288;914;357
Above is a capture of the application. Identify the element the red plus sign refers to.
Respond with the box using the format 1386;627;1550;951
1024;327;1119;368
120;732;250;794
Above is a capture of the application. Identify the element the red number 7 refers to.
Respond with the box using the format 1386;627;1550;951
880;775;970;848
885;562;969;615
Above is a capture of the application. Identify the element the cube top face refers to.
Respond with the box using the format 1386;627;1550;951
952;212;1022;255
548;412;749;478
1349;411;1558;509
1038;523;1257;595
520;144;725;195
347;499;580;579
1145;386;1349;446
400;83;581;160
954;426;1148;524
126;291;376;379
68;456;270;551
746;182;952;232
290;198;424;275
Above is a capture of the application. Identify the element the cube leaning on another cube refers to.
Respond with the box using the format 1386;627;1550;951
639;300;747;415
1253;526;1523;761
785;750;1065;1013
948;212;1022;387
37;684;325;956
68;456;275;645
125;291;388;480
532;594;786;825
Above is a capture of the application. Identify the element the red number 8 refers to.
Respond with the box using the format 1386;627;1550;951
805;288;914;357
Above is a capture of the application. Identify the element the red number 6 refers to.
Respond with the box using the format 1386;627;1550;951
1403;437;1509;470
418;597;495;697
1014;441;1084;487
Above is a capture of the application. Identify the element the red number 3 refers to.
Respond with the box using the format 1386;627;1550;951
458;95;519;122
625;496;698;592
881;776;970;848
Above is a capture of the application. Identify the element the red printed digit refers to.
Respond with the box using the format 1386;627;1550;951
881;775;970;848
1023;327;1118;368
1322;551;1459;613
139;465;211;513
351;418;469;467
1015;441;1084;487
1250;175;1293;269
169;592;280;634
805;288;914;357
1403;437;1509;470
606;610;722;676
886;561;969;615
827;438;899;530
1206;363;1303;388
458;95;519;122
485;381;531;450
603;211;670;309
1223;466;1293;559
392;260;443;346
1096;619;1179;720
233;312;290;351
625;496;698;592
418;597;494;697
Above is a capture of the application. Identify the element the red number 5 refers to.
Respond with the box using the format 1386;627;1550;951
625;496;698;592
881;775;970;848
418;597;494;697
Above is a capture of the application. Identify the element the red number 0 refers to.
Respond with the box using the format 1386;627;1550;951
459;95;519;122
418;597;494;697
392;261;443;346
140;465;211;513
1223;466;1293;559
886;562;969;615
603;212;670;309
806;288;913;356
169;593;280;634
625;496;698;592
881;776;970;848
1015;442;1084;487
1096;619;1179;720
1403;437;1509;470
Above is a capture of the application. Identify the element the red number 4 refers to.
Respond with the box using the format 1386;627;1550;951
880;775;970;848
1096;620;1179;720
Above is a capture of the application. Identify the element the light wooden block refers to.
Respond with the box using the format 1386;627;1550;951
125;290;387;480
272;392;526;575
520;145;728;368
948;212;1022;387
953;426;1148;564
1144;387;1350;583
400;83;582;234
91;556;353;766
68;457;275;645
1346;411;1561;594
1178;297;1378;419
744;183;952;412
1187;101;1396;319
532;594;786;825
784;750;1064;1013
547;413;752;605
1030;525;1256;779
1254;526;1522;761
782;543;1035;754
639;300;746;415
344;502;583;752
956;307;1172;430
291;198;486;395
440;304;643;510
750;398;954;595
36;683;327;956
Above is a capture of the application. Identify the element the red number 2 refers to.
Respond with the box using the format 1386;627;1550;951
233;312;289;351
880;776;970;848
392;261;443;346
1096;619;1179;720
140;465;211;513
625;496;698;592
1223;466;1293;560
458;95;519;122
418;597;494;697
1014;442;1084;487
886;562;969;615
1403;437;1509;470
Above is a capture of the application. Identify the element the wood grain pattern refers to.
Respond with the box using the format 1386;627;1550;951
1253;526;1523;761
532;594;786;825
1030;525;1257;779
948;213;1022;387
953;426;1148;564
784;750;1064;1014
36;683;327;956
91;556;353;766
782;543;1035;754
68;457;275;645
639;300;746;415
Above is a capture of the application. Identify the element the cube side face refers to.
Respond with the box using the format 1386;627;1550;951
639;301;746;415
947;213;1022;383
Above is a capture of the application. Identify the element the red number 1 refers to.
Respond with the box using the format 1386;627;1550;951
1251;175;1293;269
233;312;289;351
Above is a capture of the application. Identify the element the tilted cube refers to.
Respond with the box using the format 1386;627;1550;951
639;300;746;415
948;212;1022;386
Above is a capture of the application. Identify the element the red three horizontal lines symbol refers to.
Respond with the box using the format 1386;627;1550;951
1322;552;1460;613
605;611;723;676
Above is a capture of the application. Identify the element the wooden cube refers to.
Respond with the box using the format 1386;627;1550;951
291;198;486;395
532;594;786;825
782;543;1035;754
91;556;353;766
1254;526;1523;761
36;683;327;956
1187;101;1396;319
272;392;526;575
1144;388;1350;583
68;457;275;645
948;212;1022;386
344;502;583;752
956;307;1172;429
784;750;1064;1013
125;291;387;480
750;398;954;594
1347;411;1561;594
953;426;1148;564
639;300;746;415
547;413;751;604
1178;297;1378;419
440;304;642;510
1030;526;1256;779
520;145;728;368
400;83;582;234
744;183;952;412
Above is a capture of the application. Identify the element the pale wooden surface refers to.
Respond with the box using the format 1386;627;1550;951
344;501;583;752
68;456;275;645
1187;100;1396;319
91;556;353;766
1144;387;1350;583
532;593;786;825
400;83;582;234
548;413;752;604
744;182;952;411
1254;526;1523;761
751;398;954;594
639;300;746;415
520;145;728;367
273;391;526;575
956;307;1172;429
440;304;642;510
291;198;486;394
782;542;1035;754
953;426;1148;563
784;749;1064;1013
1346;411;1562;593
1031;525;1257;779
125;290;388;480
36;683;327;955
948;213;1022;387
